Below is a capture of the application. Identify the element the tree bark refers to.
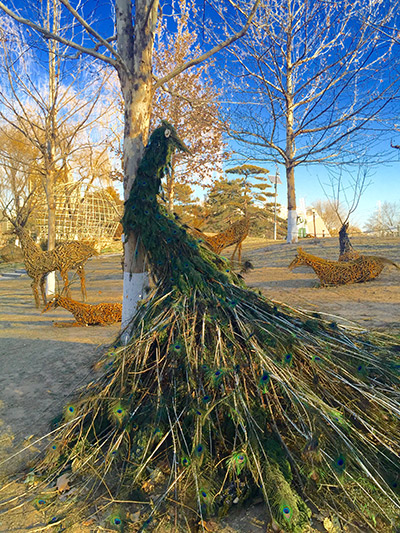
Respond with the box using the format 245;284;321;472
46;172;57;297
286;164;297;243
285;8;297;244
116;0;159;339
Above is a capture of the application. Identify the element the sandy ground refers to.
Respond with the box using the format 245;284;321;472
242;235;400;332
0;256;123;471
0;235;399;532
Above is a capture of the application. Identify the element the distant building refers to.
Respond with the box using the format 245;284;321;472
280;198;331;238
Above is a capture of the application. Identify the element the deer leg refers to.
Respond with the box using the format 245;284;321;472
40;275;47;306
238;242;243;263
77;265;87;301
60;270;71;298
231;242;240;262
31;279;40;308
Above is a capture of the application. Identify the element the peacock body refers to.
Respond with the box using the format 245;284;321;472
2;122;400;532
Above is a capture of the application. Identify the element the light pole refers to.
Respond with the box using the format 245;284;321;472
269;168;281;240
312;208;317;238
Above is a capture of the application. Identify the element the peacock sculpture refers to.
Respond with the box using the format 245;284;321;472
2;122;400;532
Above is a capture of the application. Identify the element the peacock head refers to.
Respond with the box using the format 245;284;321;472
149;121;191;155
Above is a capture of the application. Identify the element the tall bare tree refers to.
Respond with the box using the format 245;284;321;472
224;0;400;243
0;3;112;294
365;200;400;236
0;0;260;332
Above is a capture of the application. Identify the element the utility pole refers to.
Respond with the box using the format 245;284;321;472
269;167;281;240
312;208;317;238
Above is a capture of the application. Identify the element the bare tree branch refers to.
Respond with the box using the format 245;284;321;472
0;1;118;66
154;0;261;89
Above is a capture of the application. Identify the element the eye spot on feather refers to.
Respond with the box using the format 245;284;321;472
181;456;190;467
196;444;204;454
284;353;293;364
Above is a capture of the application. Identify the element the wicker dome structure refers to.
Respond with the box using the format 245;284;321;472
34;182;122;250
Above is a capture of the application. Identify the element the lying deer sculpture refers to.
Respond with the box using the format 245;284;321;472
42;294;122;327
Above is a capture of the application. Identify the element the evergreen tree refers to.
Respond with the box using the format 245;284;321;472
170;182;200;225
204;165;286;237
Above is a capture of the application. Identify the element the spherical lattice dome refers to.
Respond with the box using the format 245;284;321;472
35;182;122;250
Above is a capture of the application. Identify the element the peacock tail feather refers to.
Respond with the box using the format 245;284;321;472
1;121;399;532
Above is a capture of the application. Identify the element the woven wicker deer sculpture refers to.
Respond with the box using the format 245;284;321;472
14;225;97;308
42;294;122;326
289;247;399;286
192;216;250;262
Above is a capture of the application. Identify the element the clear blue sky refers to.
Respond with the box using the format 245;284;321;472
285;160;400;229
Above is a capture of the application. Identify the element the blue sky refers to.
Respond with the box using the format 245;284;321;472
3;0;399;230
291;160;400;228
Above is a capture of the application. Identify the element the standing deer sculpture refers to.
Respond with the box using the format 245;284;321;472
191;216;251;262
13;224;97;308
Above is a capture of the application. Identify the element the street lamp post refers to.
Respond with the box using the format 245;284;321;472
269;168;281;241
312;208;317;238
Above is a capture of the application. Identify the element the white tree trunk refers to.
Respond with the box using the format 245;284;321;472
120;271;149;344
287;209;298;244
46;271;56;297
116;0;158;336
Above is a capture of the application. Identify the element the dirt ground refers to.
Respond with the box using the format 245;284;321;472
242;235;400;332
0;235;399;532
